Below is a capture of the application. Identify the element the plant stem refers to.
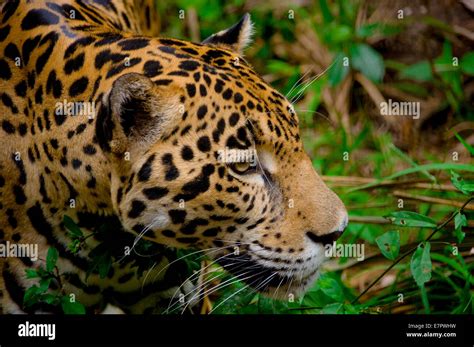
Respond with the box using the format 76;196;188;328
351;196;474;304
393;190;474;211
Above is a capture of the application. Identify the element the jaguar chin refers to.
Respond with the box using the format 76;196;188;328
212;224;344;299
215;251;324;300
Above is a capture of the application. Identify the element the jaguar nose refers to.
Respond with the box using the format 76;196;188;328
305;213;348;246
330;229;344;242
306;229;342;246
337;213;349;234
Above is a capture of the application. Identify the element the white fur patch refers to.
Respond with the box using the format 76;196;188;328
101;304;125;314
150;212;170;229
238;13;254;53
258;150;277;174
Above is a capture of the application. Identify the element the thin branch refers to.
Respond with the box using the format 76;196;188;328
322;175;459;191
349;215;474;227
393;190;474;211
351;196;474;304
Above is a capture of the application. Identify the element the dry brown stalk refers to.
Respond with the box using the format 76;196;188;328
393;190;474;211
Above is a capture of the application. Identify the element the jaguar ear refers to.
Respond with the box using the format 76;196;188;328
202;13;254;55
96;73;181;154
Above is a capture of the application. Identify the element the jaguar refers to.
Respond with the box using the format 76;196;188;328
0;0;348;314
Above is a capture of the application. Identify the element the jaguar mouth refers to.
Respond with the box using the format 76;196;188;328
216;252;320;299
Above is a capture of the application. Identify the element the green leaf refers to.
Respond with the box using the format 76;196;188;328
400;60;433;82
318;0;333;24
321;302;343;314
387;211;437;228
434;41;462;98
38;278;51;293
302;286;334;308
336;0;356;25
375;230;400;260
317;276;345;302
342;303;359;314
454;212;467;244
410;242;432;287
329;24;352;43
63;215;83;238
68;239;81;253
36;266;48;278
266;60;297;76
23;286;41;307
461;52;474;75
451;171;474;195
328;52;350;86
455;212;468;230
356;23;401;38
88;243;113;279
356;23;380;38
46;247;59;272
42;294;58;305
350;43;385;83
98;255;112;279
25;269;39;279
391;81;429;97
61;296;86;314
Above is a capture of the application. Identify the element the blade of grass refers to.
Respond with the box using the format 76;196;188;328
420;284;431;314
392;190;474;211
455;132;474;155
430;253;473;283
349;163;474;192
390;144;436;182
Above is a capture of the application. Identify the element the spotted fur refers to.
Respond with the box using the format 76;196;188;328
0;0;348;314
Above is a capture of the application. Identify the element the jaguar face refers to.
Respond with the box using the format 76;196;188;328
97;14;348;299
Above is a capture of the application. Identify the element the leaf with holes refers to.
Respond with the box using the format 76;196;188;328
375;230;400;260
451;171;474;195
387;211;437;228
410;242;432;287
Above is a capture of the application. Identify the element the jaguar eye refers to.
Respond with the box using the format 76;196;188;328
229;162;255;175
